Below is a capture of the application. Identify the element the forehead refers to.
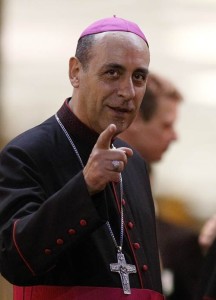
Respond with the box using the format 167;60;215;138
90;31;150;69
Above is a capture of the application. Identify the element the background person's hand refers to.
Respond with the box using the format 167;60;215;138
199;214;216;254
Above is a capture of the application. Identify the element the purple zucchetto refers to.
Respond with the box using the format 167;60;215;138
79;16;148;46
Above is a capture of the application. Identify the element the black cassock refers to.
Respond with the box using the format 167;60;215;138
0;99;164;299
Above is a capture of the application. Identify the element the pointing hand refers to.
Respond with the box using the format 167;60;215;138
83;124;133;195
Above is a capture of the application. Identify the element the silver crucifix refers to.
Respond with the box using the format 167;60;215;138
110;252;137;294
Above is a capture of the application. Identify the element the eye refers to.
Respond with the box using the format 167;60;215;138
106;69;120;78
133;72;147;84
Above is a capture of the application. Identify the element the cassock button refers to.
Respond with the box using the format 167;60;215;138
68;228;76;235
80;219;87;226
44;248;52;255
56;238;64;245
127;222;134;229
122;199;126;206
142;264;148;271
133;242;140;250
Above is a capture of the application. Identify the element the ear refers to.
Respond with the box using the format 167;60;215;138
69;57;80;88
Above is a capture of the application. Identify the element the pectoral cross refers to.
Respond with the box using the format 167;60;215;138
110;252;137;294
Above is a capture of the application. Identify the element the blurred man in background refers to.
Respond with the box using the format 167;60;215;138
119;72;180;162
119;72;203;300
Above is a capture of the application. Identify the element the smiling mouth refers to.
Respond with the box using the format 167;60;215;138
108;106;132;114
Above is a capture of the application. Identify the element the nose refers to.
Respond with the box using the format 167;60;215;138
171;129;178;141
117;77;136;100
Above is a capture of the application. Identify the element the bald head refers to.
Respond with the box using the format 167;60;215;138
75;16;148;70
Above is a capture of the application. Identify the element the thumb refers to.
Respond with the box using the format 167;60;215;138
95;124;117;149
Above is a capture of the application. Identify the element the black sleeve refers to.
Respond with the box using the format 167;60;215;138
0;145;107;283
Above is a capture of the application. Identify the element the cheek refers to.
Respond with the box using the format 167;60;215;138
160;133;171;146
152;131;166;147
137;95;145;108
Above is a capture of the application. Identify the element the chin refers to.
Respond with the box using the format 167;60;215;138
116;121;129;134
116;127;127;136
151;154;162;162
156;155;163;161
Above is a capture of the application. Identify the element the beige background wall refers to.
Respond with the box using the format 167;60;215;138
0;1;216;298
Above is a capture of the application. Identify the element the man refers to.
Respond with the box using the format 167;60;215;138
119;72;181;162
119;73;203;300
0;17;164;300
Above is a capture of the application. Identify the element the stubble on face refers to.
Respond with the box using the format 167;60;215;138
73;32;150;135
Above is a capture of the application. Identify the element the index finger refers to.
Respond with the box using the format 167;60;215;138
94;124;117;150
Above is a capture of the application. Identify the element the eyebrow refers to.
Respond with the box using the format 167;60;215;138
102;63;149;75
102;63;125;71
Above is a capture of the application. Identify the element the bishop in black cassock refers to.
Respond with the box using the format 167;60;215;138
0;15;164;300
0;100;163;299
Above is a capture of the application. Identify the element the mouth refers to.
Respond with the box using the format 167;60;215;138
107;106;133;114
